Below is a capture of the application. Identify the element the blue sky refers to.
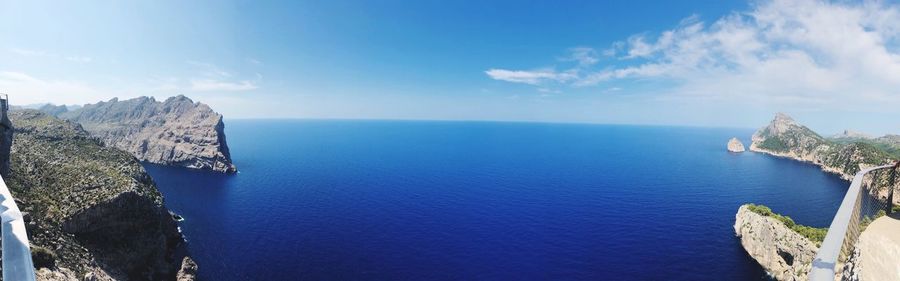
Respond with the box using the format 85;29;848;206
3;0;900;135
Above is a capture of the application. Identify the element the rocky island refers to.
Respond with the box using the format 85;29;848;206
727;137;745;153
5;110;194;280
39;96;236;173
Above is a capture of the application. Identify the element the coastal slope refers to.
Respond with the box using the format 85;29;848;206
6;110;192;280
750;113;894;180
46;95;236;173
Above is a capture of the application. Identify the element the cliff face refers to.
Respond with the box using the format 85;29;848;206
46;95;235;173
750;113;894;180
734;205;818;281
6;110;192;280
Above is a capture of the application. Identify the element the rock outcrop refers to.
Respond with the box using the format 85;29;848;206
176;257;198;281
43;95;236;173
727;137;745;153
734;204;818;281
6;110;191;280
750;113;895;180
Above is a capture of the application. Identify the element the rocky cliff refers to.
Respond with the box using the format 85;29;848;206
45;95;235;173
5;110;194;280
734;204;819;281
750;113;895;180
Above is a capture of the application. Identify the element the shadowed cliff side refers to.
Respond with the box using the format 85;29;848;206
40;95;236;174
5;110;194;280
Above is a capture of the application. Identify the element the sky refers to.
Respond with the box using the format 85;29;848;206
3;0;900;135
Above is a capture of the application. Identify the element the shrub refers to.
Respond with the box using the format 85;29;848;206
746;203;828;244
31;246;56;269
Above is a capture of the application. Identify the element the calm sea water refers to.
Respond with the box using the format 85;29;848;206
145;120;850;280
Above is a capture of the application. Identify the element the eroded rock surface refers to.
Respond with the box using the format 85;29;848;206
734;205;818;281
46;95;236;173
728;137;745;153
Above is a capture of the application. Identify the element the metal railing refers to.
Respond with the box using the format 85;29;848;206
809;164;896;280
0;173;36;281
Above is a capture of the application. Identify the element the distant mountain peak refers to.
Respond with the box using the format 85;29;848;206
832;129;872;140
774;112;794;122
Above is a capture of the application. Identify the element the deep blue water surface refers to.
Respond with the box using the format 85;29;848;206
144;120;850;280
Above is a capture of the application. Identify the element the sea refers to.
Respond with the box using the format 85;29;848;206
144;120;850;280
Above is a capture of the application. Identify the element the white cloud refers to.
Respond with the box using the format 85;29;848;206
190;79;258;92
9;48;50;57
187;60;232;78
486;0;900;109
562;47;599;66
485;68;576;85
184;61;260;92
246;58;263;65
537;88;562;94
0;71;102;104
65;56;92;63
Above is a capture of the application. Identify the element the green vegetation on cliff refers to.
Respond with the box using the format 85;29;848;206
6;110;186;280
752;113;897;179
746;203;828;244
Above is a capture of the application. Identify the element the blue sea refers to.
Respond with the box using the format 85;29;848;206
144;120;850;280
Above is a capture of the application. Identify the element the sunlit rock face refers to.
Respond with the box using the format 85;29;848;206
727;137;745;153
46;95;236;173
734;205;817;281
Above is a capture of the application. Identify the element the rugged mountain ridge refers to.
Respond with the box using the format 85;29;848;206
5;110;193;280
750;113;895;180
43;95;236;173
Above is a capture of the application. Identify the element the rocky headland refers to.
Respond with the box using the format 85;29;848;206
727;137;745;153
734;204;820;281
5;110;193;280
39;95;236;173
750;113;895;180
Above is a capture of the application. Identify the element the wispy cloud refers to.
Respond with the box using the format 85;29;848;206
9;48;50;57
190;79;259;91
187;60;232;77
65;56;93;63
485;68;576;85
184;61;260;92
0;71;101;104
561;47;599;66
485;0;900;108
246;58;263;65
